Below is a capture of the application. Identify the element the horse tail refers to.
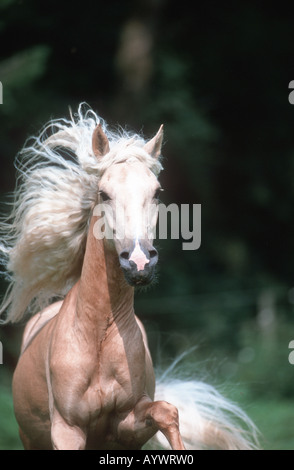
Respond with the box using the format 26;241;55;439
145;354;260;450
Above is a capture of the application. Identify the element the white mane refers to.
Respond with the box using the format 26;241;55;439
0;103;163;323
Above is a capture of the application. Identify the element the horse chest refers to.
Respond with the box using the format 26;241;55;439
60;323;147;419
97;327;147;409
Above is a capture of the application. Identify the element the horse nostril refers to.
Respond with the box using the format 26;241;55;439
148;248;158;267
119;244;158;272
119;250;129;260
119;250;131;270
149;249;158;259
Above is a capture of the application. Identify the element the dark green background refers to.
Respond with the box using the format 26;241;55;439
0;0;294;449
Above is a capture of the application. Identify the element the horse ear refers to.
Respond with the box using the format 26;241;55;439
92;124;110;158
144;124;164;159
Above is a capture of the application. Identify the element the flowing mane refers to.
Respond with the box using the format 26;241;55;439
0;103;163;323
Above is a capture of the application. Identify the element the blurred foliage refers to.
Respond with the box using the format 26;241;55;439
0;45;50;119
0;367;21;450
0;0;294;449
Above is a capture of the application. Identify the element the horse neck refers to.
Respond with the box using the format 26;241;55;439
76;216;134;340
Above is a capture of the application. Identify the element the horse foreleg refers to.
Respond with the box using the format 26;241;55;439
145;400;186;450
51;408;87;450
117;398;186;450
19;428;39;450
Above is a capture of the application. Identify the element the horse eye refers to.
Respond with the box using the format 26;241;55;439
99;190;111;202
154;188;163;200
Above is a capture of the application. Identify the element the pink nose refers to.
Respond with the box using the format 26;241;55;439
119;240;158;286
129;240;149;272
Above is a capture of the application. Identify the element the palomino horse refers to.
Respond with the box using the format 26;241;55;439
0;105;258;450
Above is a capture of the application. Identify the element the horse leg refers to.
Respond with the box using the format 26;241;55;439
116;397;186;450
19;428;35;450
144;400;186;450
51;408;87;450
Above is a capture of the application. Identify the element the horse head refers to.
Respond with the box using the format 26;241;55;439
92;123;164;286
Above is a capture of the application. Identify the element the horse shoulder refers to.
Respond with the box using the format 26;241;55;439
135;315;155;400
21;300;63;353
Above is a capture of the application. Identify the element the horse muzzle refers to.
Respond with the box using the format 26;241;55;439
119;239;158;286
